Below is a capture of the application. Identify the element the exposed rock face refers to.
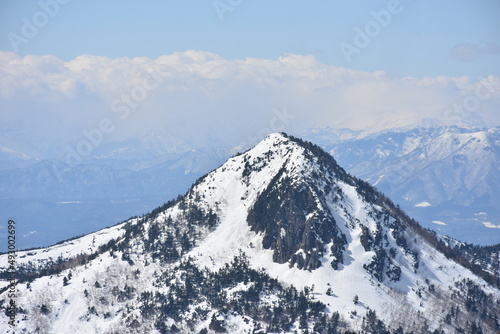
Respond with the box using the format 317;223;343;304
248;171;346;271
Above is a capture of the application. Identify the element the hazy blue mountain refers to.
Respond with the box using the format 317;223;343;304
302;126;500;245
0;147;228;249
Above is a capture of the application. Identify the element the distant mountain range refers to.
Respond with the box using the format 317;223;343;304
302;125;500;245
0;147;227;249
1;125;498;248
1;133;498;333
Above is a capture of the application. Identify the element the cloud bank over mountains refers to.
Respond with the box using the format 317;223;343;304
1;50;499;159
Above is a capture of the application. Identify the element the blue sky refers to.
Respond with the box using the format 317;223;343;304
1;0;499;78
0;1;499;159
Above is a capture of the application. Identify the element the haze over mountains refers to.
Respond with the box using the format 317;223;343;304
1;50;499;248
303;125;500;245
1;123;499;248
1;133;498;333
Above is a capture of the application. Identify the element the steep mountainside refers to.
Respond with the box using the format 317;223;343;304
303;126;500;245
1;133;499;333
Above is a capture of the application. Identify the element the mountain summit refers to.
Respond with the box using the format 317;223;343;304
1;133;499;333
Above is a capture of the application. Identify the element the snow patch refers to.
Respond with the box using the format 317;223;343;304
372;174;384;186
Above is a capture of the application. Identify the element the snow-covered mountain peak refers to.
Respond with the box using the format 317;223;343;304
1;133;499;333
186;133;310;204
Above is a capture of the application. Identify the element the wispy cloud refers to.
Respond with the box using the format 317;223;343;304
451;42;500;62
23;230;39;238
483;222;500;229
432;221;447;226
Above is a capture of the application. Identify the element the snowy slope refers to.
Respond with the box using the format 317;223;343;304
187;133;500;330
303;126;500;245
0;133;498;333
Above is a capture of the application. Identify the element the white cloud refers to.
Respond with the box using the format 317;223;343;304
432;221;447;226
0;51;499;158
483;222;500;229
